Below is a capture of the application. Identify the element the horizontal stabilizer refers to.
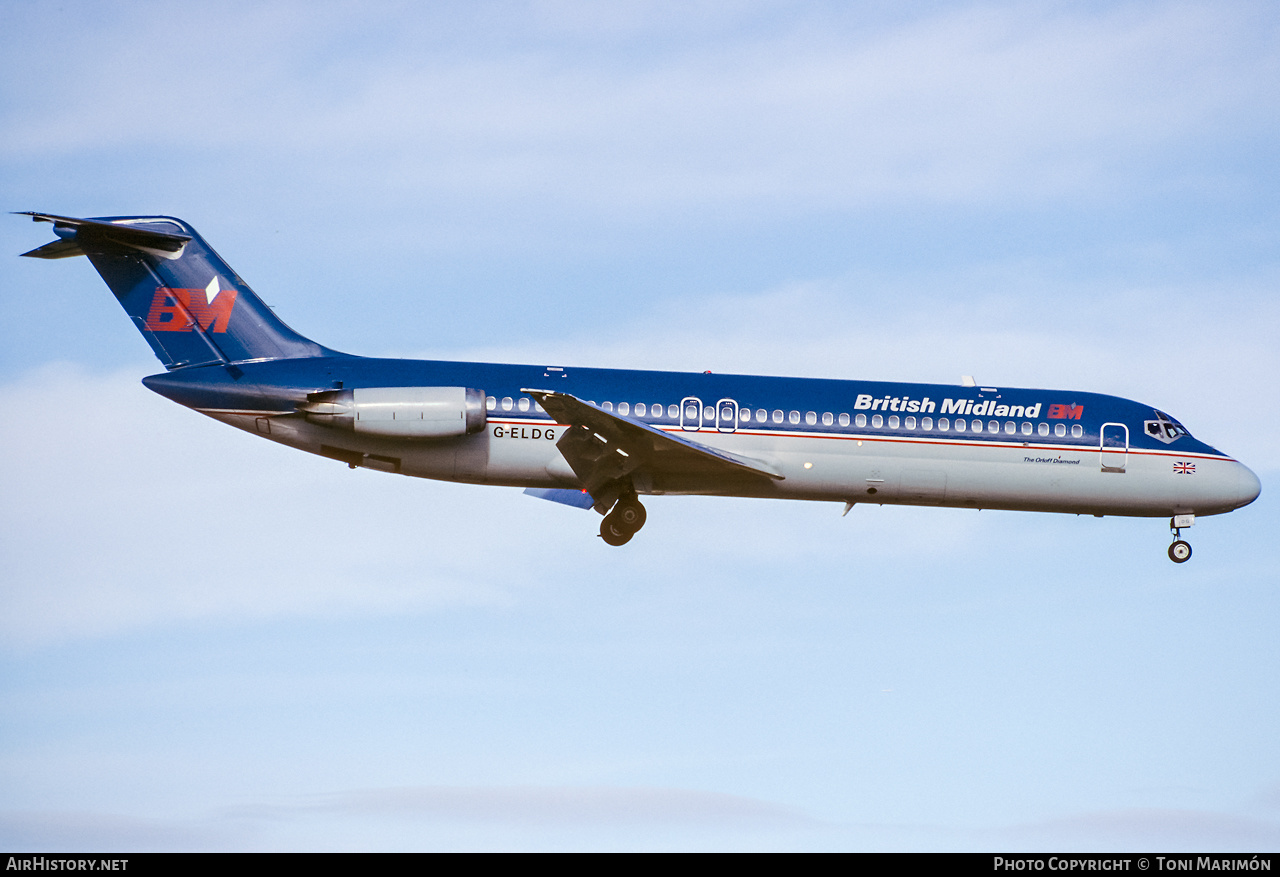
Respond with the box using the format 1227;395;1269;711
17;212;191;259
20;238;86;259
524;487;597;510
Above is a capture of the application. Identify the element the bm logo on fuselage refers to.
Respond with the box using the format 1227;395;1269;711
144;276;237;333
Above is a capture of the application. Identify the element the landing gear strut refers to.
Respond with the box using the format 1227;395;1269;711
1168;515;1194;563
600;497;647;546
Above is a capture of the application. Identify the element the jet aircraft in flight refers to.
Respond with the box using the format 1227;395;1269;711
18;212;1260;560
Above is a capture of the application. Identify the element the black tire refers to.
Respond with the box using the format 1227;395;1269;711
613;499;647;532
600;514;633;546
1168;540;1192;563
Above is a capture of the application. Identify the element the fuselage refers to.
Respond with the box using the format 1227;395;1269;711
142;354;1261;519
19;211;1261;555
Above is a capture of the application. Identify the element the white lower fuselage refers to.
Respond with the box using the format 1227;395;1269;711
206;409;1255;519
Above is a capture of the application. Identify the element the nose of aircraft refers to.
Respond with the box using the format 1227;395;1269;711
1235;462;1262;509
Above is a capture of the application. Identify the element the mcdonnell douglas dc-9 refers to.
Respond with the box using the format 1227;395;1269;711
18;212;1261;560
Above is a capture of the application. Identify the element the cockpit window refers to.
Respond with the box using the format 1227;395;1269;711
1144;410;1190;444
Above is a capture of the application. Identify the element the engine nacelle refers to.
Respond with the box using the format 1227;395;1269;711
300;387;486;438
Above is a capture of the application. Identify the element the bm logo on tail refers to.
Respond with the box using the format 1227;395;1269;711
144;276;237;333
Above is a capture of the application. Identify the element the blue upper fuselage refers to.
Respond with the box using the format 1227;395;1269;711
140;353;1233;460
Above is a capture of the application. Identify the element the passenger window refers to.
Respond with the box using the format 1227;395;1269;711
617;402;629;415
855;413;866;427
1004;421;1015;434
772;409;784;424
666;404;677;418
501;397;514;411
805;411;817;425
921;416;932;430
988;420;999;433
486;396;496;411
838;413;850;427
888;415;899;428
1038;422;1049;436
517;397;531;412
1021;422;1032;435
1055;423;1066;437
704;406;715;420
822;412;833;426
603;401;613;412
1071;424;1083;438
872;415;883;428
789;411;801;424
937;417;948;431
954;419;965;432
973;419;984;432
755;409;767;423
905;416;916;429
634;403;645;416
684;404;698;420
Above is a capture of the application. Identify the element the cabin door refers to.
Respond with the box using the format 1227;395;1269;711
716;399;739;433
1100;422;1128;473
680;396;703;431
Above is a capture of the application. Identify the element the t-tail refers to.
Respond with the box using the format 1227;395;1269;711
18;212;328;369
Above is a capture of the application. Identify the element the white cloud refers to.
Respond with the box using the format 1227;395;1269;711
0;363;522;648
236;783;813;826
0;785;813;851
1002;806;1280;851
3;3;1275;212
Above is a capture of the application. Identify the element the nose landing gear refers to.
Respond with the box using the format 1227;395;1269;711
600;497;647;546
1168;514;1195;563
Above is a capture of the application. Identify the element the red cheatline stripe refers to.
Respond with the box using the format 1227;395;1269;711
485;418;1236;462
201;410;1238;464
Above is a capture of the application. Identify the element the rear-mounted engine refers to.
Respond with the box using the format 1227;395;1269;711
299;387;486;438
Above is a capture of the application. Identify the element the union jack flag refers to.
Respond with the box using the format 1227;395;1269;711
1173;461;1196;474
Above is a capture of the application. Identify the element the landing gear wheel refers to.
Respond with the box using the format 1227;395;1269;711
1168;540;1192;563
612;499;647;532
600;514;634;546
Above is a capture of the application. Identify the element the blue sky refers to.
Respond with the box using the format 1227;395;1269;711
1;1;1277;851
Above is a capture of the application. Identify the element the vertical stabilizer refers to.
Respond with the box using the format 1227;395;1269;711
19;213;328;369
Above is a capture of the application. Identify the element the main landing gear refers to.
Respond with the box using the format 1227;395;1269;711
600;497;647;546
1168;514;1194;563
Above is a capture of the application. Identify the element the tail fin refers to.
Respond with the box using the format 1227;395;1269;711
19;212;328;369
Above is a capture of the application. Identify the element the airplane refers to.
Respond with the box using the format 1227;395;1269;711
17;212;1261;560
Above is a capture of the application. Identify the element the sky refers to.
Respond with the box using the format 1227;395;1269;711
0;0;1277;852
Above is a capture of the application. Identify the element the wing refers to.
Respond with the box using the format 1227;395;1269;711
522;388;783;511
